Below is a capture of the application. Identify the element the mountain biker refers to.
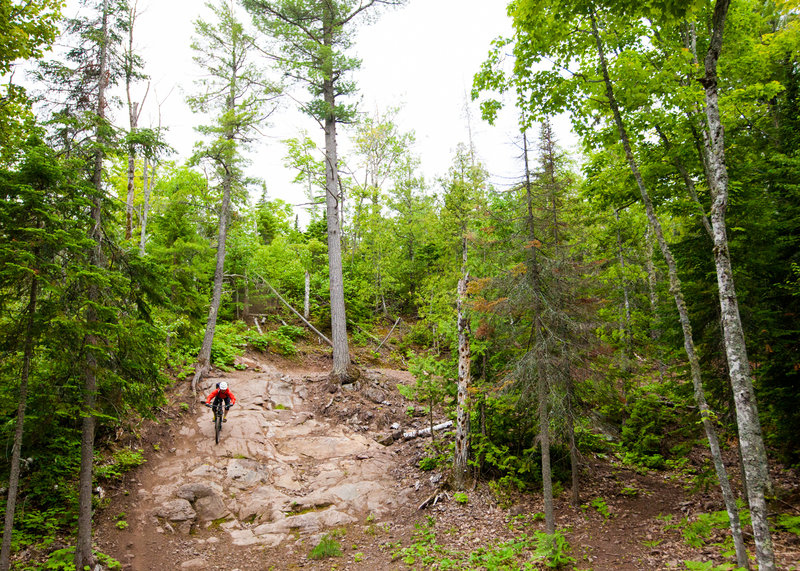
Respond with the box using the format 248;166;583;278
205;381;236;422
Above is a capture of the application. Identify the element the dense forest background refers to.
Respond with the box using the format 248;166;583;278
1;0;799;569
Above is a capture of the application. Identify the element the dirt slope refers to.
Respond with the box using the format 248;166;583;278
93;353;800;570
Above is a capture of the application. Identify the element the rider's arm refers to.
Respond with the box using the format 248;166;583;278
205;389;218;404
228;391;236;406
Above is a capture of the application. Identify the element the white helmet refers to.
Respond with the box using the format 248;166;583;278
219;381;228;391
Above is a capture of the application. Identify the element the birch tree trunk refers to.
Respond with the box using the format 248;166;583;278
124;2;141;241
590;13;749;567
139;155;150;255
453;239;471;489
0;278;37;571
700;1;774;567
76;3;109;567
125;100;137;240
304;269;310;320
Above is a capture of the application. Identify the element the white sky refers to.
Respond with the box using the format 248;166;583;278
62;0;576;214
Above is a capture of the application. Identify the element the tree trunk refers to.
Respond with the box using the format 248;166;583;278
453;243;471;489
191;165;232;393
590;12;749;567
139;155;150;255
124;3;140;241
700;2;774;567
125;101;137;240
322;36;350;381
304;269;310;320
0;278;38;571
75;2;110;567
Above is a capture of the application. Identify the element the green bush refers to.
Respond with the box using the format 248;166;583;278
95;448;146;481
619;382;696;470
38;546;122;570
210;322;246;366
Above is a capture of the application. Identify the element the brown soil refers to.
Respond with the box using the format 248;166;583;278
92;350;800;571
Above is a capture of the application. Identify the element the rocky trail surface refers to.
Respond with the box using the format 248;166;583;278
93;354;800;570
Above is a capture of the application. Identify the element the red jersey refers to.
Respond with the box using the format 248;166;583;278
205;388;236;405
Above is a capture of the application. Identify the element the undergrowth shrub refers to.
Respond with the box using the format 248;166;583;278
619;381;696;470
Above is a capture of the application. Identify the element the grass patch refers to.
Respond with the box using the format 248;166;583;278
309;533;343;560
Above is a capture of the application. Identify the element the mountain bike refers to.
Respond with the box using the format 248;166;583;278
205;401;225;444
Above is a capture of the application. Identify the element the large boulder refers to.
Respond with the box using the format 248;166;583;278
155;499;196;522
176;482;219;502
195;494;230;522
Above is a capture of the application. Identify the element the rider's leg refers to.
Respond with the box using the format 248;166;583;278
223;396;231;422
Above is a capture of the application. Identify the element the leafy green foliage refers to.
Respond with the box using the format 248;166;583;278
391;516;575;569
35;546;122;570
775;514;800;536
682;561;744;571
619;382;696;470
94;448;146;481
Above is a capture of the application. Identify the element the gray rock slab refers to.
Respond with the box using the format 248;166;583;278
229;529;261;547
155;499;196;522
226;458;269;488
253;508;356;536
176;482;219;502
275;436;369;460
195;494;230;522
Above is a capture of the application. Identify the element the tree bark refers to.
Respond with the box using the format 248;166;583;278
590;12;749;567
138;155;150;255
453;245;471;490
304;269;310;320
0;278;37;571
322;19;350;381
124;2;140;241
700;1;774;567
125;101;138;240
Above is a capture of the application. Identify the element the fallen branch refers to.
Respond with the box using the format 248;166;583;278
377;317;401;351
403;420;453;440
419;490;449;510
254;273;332;347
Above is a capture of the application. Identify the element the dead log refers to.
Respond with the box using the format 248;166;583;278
377;317;401;351
418;490;449;510
255;273;332;347
403;420;453;440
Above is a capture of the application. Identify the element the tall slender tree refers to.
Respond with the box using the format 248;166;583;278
242;0;406;382
123;0;147;241
700;0;774;566
189;0;280;391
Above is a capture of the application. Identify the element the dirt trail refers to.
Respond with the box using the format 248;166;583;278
94;357;800;570
96;361;418;570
